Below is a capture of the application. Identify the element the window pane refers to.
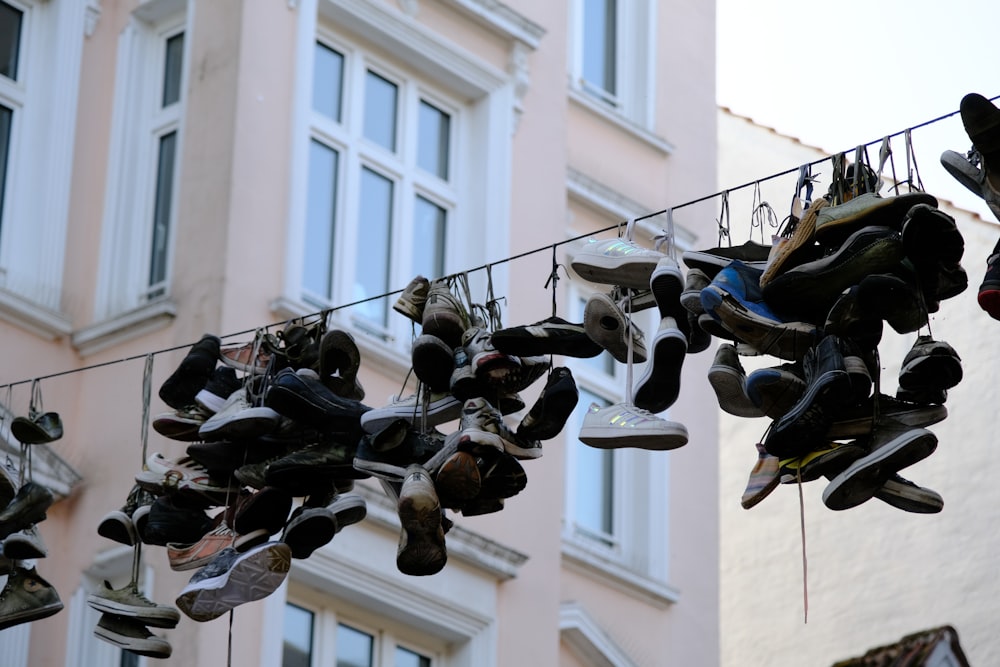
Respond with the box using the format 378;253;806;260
417;100;449;180
282;604;314;667
0;104;11;238
412;196;445;280
304;140;339;300
364;71;397;151
395;646;431;667
313;42;344;121
120;648;140;667
162;32;185;107
573;389;614;537
354;167;393;326
336;624;374;667
149;131;177;293
0;2;21;81
582;0;616;96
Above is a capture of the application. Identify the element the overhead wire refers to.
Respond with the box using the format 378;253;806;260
0;94;994;391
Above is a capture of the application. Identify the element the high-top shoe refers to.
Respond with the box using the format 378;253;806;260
87;580;180;628
0;565;63;630
159;334;222;410
421;279;469;348
0;482;54;540
93;613;172;659
764;335;853;459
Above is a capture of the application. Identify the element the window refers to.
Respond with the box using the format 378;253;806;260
569;0;655;127
282;601;439;667
0;0;86;333
302;37;456;338
563;289;671;587
93;3;188;322
280;0;518;358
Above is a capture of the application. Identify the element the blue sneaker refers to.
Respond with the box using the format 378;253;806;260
700;261;817;360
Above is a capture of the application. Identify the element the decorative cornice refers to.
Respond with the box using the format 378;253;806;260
438;0;544;49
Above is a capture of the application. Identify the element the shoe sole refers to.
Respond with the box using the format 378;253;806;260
873;477;943;514
583;294;647;363
282;509;337;559
396;484;447;576
570;255;659;291
86;595;181;628
826;403;947;439
898;350;963;390
434;452;482;504
0;600;63;631
578;421;688;451
411;335;455;392
708;362;764;419
633;325;687;413
176;543;291;622
93;625;172;659
822;429;938;511
650;263;684;320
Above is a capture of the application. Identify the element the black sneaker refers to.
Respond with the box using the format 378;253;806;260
265;439;368;493
353;429;444;481
140;496;214;547
10;411;63;445
898;336;963;393
264;368;370;433
633;317;687;414
491;316;603;358
194;366;241;414
517;367;579;441
93;612;172;659
97;484;156;546
822;422;938;511
159;334;222;410
0;482;54;540
764;335;853;458
411;334;455;392
318;329;365;400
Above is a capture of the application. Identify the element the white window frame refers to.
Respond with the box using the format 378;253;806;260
283;595;446;667
91;0;189;328
0;0;87;338
567;0;656;129
277;0;514;367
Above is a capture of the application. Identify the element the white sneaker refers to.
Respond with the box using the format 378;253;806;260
360;391;462;434
569;237;665;290
198;387;279;440
578;402;688;450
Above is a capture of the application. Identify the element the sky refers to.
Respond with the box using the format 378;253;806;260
716;0;999;220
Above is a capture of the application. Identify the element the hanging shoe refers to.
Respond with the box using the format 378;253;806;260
583;292;647;363
570;237;665;290
158;334;222;410
872;474;943;514
0;482;54;541
319;328;365;400
2;523;48;560
707;343;763;418
898;336;963;393
741;443;780;510
0;564;63;630
822;422;938;511
10;411;63;445
87;580;180;628
396;465;447;576
517;367;579;441
93;613;172;659
578;402;687;451
175;542;292;622
633;317;687;414
491;316;602;358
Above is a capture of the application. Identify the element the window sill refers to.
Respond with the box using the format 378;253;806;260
568;87;674;155
561;535;679;609
72;299;177;357
0;287;73;341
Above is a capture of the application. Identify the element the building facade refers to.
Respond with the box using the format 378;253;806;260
0;1;719;665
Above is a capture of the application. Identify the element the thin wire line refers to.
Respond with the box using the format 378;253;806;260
0;95;992;390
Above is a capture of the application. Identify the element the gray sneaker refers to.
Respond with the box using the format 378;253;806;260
87;580;180;628
175;542;292;622
583;292;647;363
0;565;63;630
392;275;430;323
93;612;172;659
396;465;446;576
2;524;47;560
707;343;763;418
